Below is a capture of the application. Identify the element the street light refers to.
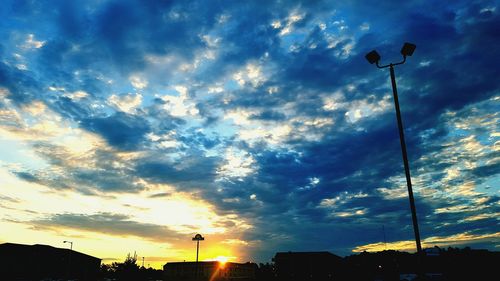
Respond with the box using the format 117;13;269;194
63;241;73;279
192;234;205;280
63;240;73;250
365;42;422;254
192;234;204;262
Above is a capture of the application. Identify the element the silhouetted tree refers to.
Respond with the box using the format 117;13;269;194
110;252;141;281
256;262;276;281
99;263;113;279
99;253;164;281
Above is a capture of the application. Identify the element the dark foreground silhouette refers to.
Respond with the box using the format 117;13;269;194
1;243;498;281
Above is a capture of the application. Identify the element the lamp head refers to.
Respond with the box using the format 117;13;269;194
401;42;416;57
365;50;381;64
192;233;205;241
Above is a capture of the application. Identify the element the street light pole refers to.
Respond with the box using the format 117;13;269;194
63;241;73;279
365;43;422;253
63;240;73;250
192;234;205;280
388;63;422;253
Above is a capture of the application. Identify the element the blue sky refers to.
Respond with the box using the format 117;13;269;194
0;0;499;266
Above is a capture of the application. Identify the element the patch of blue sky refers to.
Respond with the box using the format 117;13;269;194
475;174;500;195
223;79;240;91
477;133;498;147
447;128;472;139
204;119;237;140
280;32;307;52
0;138;47;171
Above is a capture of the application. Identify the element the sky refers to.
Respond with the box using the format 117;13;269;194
0;0;499;269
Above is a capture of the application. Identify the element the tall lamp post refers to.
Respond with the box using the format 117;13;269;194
365;42;422;254
192;234;205;280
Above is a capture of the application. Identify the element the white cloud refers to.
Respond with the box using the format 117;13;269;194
208;86;224;94
22;101;46;116
24;34;45;49
224;108;256;125
160;86;199;117
0;99;106;161
147;132;180;149
275;10;305;36
129;75;149;89
238;125;292;145
48;86;66;92
319;191;369;208
232;63;266;87
352;232;500;253
419;60;432;67
108;93;143;113
217;147;256;179
345;95;391;123
63;90;88;101
16;64;28;70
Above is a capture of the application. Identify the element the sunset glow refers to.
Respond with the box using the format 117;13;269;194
0;0;498;269
215;256;229;265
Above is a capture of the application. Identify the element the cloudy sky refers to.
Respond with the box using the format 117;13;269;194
0;0;499;268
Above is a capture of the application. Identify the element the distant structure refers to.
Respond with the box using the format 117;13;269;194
273;251;343;281
164;261;257;281
0;242;101;281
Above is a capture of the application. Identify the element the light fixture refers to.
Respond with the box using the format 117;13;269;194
365;50;381;64
401;42;416;57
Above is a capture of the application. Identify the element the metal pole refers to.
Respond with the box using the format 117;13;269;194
192;234;204;281
196;240;199;262
389;64;422;253
195;240;199;280
64;241;73;280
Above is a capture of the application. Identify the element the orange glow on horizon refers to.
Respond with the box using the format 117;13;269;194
215;255;228;268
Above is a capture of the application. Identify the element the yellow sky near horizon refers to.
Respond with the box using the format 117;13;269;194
1;93;498;269
0;162;253;269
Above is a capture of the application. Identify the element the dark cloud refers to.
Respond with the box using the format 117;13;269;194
0;61;39;105
30;213;183;242
249;110;287;121
81;112;151;151
0;195;20;204
471;162;500;178
12;171;39;183
9;143;143;193
1;0;499;261
148;192;171;198
135;154;219;188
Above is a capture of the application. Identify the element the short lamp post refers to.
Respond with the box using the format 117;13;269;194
63;240;73;250
365;43;423;254
63;240;73;279
192;234;205;280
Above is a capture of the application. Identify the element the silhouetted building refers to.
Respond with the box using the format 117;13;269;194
0;242;101;281
273;251;343;281
341;248;499;281
163;261;257;281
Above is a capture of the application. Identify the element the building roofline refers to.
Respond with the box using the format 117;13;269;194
0;242;101;261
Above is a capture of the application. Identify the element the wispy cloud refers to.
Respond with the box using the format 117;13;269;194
0;0;499;264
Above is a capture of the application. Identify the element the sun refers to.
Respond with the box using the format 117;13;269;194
215;256;229;267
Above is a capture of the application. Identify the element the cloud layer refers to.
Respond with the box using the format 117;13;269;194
0;0;499;263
